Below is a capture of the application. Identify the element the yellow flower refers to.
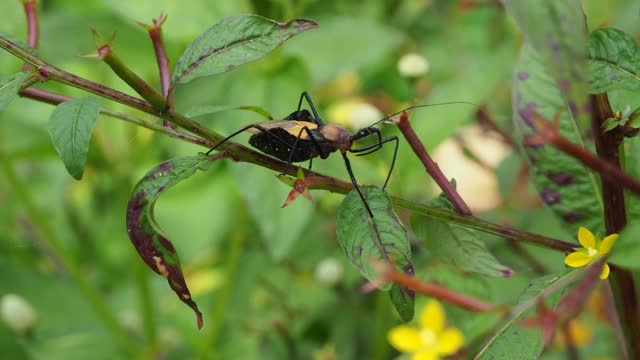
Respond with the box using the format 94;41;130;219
388;300;464;360
564;227;618;279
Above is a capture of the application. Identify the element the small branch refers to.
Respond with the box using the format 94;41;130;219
591;93;640;359
95;38;168;111
391;195;576;252
19;87;212;148
380;264;496;312
526;111;640;195
396;111;473;215
140;13;175;128
21;0;39;71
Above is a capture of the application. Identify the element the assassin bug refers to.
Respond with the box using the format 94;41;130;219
205;92;475;217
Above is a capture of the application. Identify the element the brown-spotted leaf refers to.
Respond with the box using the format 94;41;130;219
126;154;224;329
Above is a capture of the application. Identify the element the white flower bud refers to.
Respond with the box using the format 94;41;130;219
397;53;430;77
1;294;37;335
315;258;344;286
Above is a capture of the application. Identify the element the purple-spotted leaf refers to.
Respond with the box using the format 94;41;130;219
337;186;414;321
126;154;225;329
172;15;317;85
504;0;590;129
513;44;603;233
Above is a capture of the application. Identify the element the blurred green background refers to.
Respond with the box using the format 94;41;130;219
1;1;639;359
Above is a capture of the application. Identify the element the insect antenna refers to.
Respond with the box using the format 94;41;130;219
366;101;484;129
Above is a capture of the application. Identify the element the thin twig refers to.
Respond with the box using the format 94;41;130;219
526;111;640;195
142;12;175;128
380;264;496;312
396;111;473;215
21;0;38;71
19;87;213;148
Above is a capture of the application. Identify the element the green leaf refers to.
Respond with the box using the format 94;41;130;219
410;194;513;278
601;117;621;132
389;276;415;322
476;273;574;359
0;72;28;112
609;222;640;268
47;97;101;180
172;15;317;85
337;186;414;321
336;186;411;289
504;0;590;128
589;27;640;93
512;44;604;234
126;154;223;329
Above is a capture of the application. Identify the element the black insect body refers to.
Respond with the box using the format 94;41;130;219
205;92;399;217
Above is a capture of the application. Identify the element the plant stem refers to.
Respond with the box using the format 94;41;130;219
144;12;175;127
19;87;213;148
100;48;167;111
396;111;473;215
0;154;138;356
0;34;575;253
391;196;576;252
383;265;496;312
591;93;640;359
527;111;640;195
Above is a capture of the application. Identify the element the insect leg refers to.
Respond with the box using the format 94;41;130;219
297;91;323;126
351;136;399;190
283;126;326;174
341;152;374;218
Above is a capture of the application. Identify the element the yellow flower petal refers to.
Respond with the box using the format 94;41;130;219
599;234;618;254
600;263;610;280
437;327;465;355
420;300;445;334
565;252;592;267
388;325;422;352
412;350;438;360
578;227;595;249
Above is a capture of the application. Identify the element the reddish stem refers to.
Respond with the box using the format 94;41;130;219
145;13;175;129
21;0;38;72
527;112;640;195
591;93;640;358
396;111;473;215
383;265;496;312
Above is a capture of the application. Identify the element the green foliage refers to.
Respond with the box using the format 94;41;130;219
512;44;604;233
172;15;317;85
0;72;28;112
589;27;640;93
336;186;414;322
47;97;101;180
411;194;512;278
